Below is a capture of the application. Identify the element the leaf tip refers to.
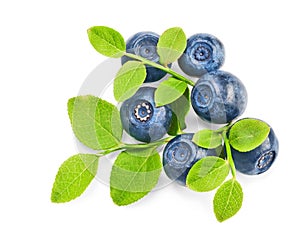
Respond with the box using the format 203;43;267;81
50;191;60;203
155;102;164;107
215;216;225;223
87;27;94;37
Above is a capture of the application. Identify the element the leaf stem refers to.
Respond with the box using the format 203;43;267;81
124;52;195;86
121;136;174;150
215;122;232;133
96;136;174;157
222;130;236;178
96;146;123;156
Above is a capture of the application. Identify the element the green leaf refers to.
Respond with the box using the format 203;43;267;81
67;97;75;124
157;27;187;65
187;156;230;192
213;179;243;222
51;154;99;203
68;95;122;150
168;87;190;135
167;113;181;136
192;129;223;149
126;146;158;157
155;77;188;106
110;150;162;206
229;118;270;152
87;26;125;58
113;61;146;102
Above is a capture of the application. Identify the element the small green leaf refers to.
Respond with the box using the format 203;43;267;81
187;156;230;192
192;129;223;149
229;118;270;152
68;95;122;150
110;150;162;206
113;61;146;102
87;26;125;58
67;97;75;125
51;154;99;203
155;77;188;106
213;179;243;222
167;113;182;136
168;87;190;135
157;27;187;65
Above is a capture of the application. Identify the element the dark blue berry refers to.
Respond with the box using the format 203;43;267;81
178;33;225;77
120;87;172;142
191;70;247;124
230;120;279;175
163;133;219;185
121;32;169;83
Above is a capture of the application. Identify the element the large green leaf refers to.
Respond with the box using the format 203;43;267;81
157;27;187;65
229;118;270;152
213;179;243;222
87;26;125;58
68;95;122;150
110;150;161;206
113;61;146;102
155;77;187;106
187;156;230;192
51;154;99;203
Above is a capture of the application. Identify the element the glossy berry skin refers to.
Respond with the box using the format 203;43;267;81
178;33;225;77
120;87;172;143
230;123;279;175
191;70;247;124
121;31;168;83
163;133;219;185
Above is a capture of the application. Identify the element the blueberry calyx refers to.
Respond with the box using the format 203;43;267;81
178;33;225;77
133;101;153;122
120;87;172;143
192;43;212;63
257;151;275;169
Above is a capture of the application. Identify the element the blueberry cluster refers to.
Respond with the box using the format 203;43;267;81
51;26;281;222
120;31;279;185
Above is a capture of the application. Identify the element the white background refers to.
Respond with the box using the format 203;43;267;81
1;0;299;237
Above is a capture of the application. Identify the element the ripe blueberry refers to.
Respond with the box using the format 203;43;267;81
178;33;225;77
121;31;168;83
163;133;219;185
120;87;172;143
230;119;279;175
191;70;247;124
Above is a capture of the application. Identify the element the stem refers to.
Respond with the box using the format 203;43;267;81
215;122;233;133
222;130;236;178
96;136;174;157
124;52;195;86
96;146;123;157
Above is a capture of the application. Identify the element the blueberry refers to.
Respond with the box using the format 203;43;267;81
178;33;225;77
121;31;169;83
163;133;219;185
230;120;279;175
120;87;172;143
191;70;247;124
